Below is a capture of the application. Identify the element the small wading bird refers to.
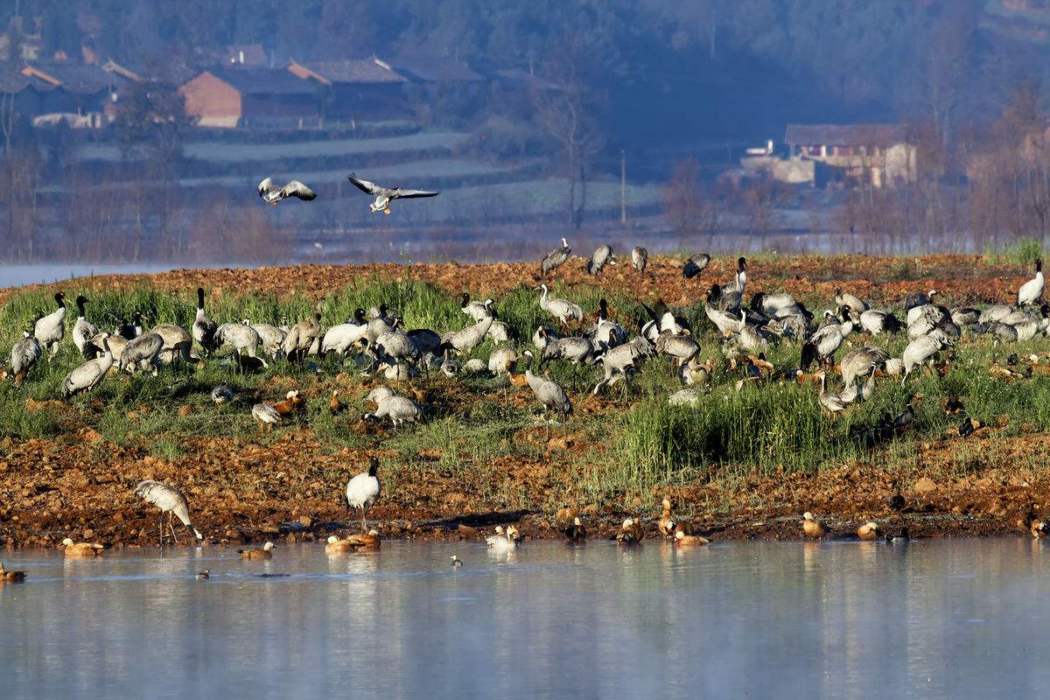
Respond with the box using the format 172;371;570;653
674;530;710;547
258;177;317;206
62;538;104;558
802;512;826;538
0;562;26;582
239;542;274;560
857;522;880;541
346;457;382;532
133;480;203;546
486;525;520;552
617;517;644;544
348;173;438;214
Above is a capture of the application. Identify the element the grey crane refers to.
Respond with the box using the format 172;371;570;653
728;257;748;294
540;237;571;276
249;320;287;360
257;177;316;205
9;321;41;387
654;331;700;366
35;291;66;359
705;305;746;336
72;295;98;357
62;334;114;397
976;321;1019;342
834;288;868;315
373;327;421;368
631;246;648;275
902;333;950;383
460;293;495;322
586;244;615;275
365;307;396;345
348;173;439;215
133;480;203;546
950;307;981;328
320;309;367;356
538;284;583;325
486;320;511;344
840;346;889;388
1018;259;1044;306
859;309;902;335
732;323;770;355
488;346;518;377
192;288;218;354
406;328;443;359
150;324;193;365
905;291;945;325
536;328;594;366
363;394;422;427
979;304;1014;325
592;337;651;395
119;332;164;375
682;253;711;279
282;311;322;363
441;316;494;356
346;457;382;532
591;298;627;349
817;371;849;415
524;355;571;436
801;308;854;370
214;322;266;368
706;283;742;313
118;311;144;341
251;402;281;431
211;385;235;404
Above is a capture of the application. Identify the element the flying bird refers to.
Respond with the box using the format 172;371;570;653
347;173;438;215
257;177;316;206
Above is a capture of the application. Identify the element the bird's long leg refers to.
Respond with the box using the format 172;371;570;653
159;514;165;548
361;509;367;534
169;513;179;545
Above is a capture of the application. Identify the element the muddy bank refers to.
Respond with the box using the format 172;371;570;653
3;256;1050;550
2;427;1048;550
0;254;1033;309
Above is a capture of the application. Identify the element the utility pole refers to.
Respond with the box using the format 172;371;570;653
620;149;627;226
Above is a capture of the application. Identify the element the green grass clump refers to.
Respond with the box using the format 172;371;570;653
7;270;1050;509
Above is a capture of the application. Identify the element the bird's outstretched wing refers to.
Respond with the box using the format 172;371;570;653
282;181;316;201
394;188;439;199
348;174;380;194
257;177;273;197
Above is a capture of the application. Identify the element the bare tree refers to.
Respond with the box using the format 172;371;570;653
532;36;605;231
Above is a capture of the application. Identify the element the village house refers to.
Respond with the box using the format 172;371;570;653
784;123;918;188
225;44;268;67
179;68;320;128
287;58;410;124
0;62;129;128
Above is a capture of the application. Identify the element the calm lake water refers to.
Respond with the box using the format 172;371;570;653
0;264;190;289
3;539;1050;699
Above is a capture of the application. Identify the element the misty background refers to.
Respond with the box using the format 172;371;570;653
1;0;1050;267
